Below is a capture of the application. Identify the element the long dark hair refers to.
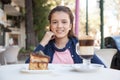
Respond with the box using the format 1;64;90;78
48;6;75;37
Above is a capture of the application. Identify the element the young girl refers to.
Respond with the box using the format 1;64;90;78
26;6;105;66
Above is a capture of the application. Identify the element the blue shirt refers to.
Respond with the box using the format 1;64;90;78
25;37;106;67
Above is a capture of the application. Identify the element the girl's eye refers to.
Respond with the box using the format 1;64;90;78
52;21;57;24
62;21;67;24
63;21;67;23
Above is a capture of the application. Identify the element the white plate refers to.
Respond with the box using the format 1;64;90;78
20;67;53;74
72;64;104;72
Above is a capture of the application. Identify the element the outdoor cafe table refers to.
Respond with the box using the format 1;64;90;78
0;64;120;80
0;48;5;53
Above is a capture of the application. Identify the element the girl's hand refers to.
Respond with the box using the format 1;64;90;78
40;31;55;47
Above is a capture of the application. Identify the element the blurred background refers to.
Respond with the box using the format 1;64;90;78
0;0;120;56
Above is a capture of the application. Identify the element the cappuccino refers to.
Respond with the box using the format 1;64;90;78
79;36;94;59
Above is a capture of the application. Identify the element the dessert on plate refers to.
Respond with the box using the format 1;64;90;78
29;51;50;70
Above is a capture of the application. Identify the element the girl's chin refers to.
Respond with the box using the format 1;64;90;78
55;33;68;38
55;35;66;39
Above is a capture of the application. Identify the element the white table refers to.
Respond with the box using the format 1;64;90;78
0;48;5;53
0;64;120;80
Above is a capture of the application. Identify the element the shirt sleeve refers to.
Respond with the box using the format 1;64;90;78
33;44;45;52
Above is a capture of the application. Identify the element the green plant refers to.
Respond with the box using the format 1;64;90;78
28;46;35;52
33;0;53;41
19;46;35;54
19;47;28;54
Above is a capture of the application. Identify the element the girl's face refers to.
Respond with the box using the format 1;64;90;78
50;11;72;39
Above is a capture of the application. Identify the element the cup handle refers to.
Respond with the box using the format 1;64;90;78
76;43;80;55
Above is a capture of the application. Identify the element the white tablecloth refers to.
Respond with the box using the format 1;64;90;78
0;48;5;53
0;64;120;80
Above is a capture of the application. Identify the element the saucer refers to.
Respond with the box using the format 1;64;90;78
20;69;53;74
20;65;54;74
72;64;104;72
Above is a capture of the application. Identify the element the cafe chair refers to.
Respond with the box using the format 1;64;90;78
0;53;5;65
95;48;117;68
3;46;20;64
0;47;6;65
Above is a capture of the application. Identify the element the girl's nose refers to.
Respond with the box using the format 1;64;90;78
57;22;62;28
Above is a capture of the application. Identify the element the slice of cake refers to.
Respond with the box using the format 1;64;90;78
29;52;50;70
